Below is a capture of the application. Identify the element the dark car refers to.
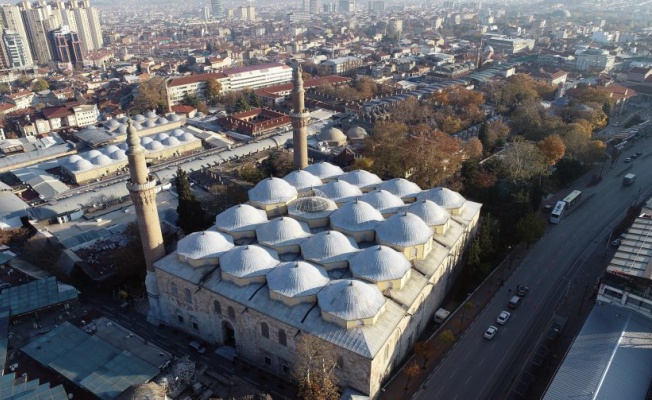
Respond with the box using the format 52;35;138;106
542;204;553;213
517;285;529;297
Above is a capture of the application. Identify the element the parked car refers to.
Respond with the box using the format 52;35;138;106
517;285;529;297
635;152;643;157
624;157;632;163
542;204;553;213
189;341;207;354
484;326;498;340
497;311;511;325
611;234;626;247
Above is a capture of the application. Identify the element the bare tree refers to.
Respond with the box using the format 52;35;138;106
292;334;340;400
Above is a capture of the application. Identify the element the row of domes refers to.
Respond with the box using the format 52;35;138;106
103;113;183;133
316;126;368;145
64;129;198;172
175;230;403;324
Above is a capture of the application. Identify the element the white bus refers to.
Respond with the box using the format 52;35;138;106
550;201;566;224
562;190;582;209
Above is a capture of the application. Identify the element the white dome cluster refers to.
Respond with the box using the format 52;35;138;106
181;162;471;331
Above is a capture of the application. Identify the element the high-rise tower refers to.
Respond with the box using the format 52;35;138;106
291;61;308;170
125;120;166;325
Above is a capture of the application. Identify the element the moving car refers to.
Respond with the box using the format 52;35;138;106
508;295;522;309
497;311;511;325
484;326;498;340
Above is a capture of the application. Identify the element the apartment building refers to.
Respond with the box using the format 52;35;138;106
166;63;292;106
575;48;615;72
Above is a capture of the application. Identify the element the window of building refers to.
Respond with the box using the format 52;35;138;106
264;356;272;366
192;321;199;331
170;282;178;297
282;363;290;374
214;300;221;315
278;329;287;346
261;322;269;338
228;306;235;319
177;314;184;324
184;288;192;303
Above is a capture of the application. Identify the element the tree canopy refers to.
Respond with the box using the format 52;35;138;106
133;77;168;113
175;167;209;233
292;334;340;400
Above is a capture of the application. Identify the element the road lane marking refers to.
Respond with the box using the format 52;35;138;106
465;375;472;385
478;357;485;366
450;368;459;378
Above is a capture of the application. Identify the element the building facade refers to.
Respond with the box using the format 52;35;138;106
575;48;615;72
155;176;481;398
3;30;30;68
211;0;223;18
166;63;292;106
50;26;83;64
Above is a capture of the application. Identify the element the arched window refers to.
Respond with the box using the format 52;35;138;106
184;288;192;303
170;282;178;297
227;306;235;319
261;322;269;338
278;329;287;346
213;300;221;315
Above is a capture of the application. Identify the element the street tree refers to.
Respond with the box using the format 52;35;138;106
133;77;168;113
404;361;421;391
516;212;547;249
175;167;208;233
439;330;456;345
292;334;340;400
414;340;433;369
537;134;566;166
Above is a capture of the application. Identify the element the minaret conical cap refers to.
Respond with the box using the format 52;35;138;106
126;119;140;149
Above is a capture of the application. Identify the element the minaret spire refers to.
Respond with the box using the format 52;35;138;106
125;118;166;325
291;61;309;170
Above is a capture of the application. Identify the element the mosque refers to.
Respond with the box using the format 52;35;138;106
125;62;482;398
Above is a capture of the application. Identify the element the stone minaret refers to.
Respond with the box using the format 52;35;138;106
125;120;166;325
291;61;309;170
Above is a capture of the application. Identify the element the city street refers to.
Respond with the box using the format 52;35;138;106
414;132;652;400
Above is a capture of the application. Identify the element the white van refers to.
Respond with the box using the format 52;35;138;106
508;296;521;309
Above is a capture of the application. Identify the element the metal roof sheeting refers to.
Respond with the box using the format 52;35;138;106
248;177;298;205
543;304;652;400
220;245;279;278
330;200;384;232
176;231;234;261
350;246;411;283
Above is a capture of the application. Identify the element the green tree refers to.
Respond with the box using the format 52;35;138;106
516;212;546;249
234;96;250;112
175;167;208;234
248;91;261;108
260;150;293;177
478;121;490;153
0;83;11;95
181;93;208;114
293;334;340;400
205;77;222;105
203;183;248;220
133;77;168;113
439;330;456;345
113;222;147;284
239;164;266;184
602;101;612;120
17;75;31;88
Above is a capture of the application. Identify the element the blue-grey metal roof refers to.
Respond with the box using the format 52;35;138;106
22;322;158;400
0;372;68;400
0;277;78;316
60;227;112;249
0;308;9;374
543;304;652;400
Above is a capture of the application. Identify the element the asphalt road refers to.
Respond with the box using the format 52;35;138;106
414;134;652;400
